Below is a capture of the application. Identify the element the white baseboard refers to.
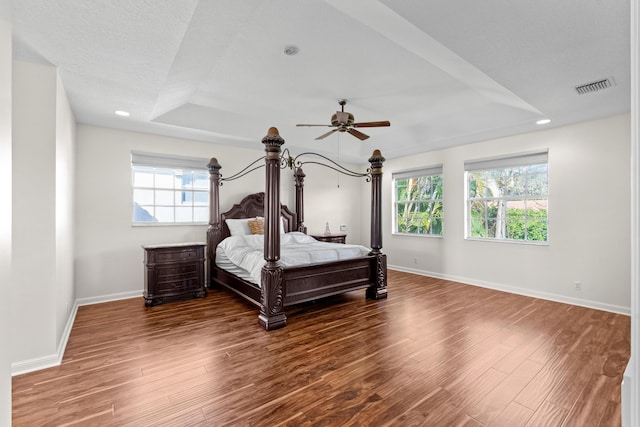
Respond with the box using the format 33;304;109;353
11;299;79;376
11;291;141;376
389;265;631;316
76;290;141;307
623;361;633;427
11;353;61;377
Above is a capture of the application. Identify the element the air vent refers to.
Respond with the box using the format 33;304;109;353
575;78;615;95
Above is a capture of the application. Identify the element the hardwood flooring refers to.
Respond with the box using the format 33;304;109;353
12;270;630;426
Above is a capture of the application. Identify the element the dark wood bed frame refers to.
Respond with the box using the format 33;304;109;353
207;127;387;330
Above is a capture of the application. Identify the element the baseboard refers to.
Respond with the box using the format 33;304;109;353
11;291;141;376
389;265;631;316
11;353;60;377
11;299;79;376
623;361;633;427
76;290;141;307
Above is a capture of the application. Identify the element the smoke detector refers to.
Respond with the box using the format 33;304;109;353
283;45;299;56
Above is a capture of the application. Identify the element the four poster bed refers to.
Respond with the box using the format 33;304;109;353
207;127;387;330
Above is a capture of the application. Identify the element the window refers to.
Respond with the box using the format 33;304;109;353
131;152;209;225
465;150;548;242
393;166;443;236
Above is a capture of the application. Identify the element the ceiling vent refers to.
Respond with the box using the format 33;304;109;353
575;78;615;95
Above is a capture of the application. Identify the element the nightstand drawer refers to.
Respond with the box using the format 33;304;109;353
156;262;199;278
150;247;203;264
157;276;201;293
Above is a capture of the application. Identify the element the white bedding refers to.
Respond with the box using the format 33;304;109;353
215;232;371;285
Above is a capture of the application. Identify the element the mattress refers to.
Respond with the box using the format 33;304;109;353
215;232;371;285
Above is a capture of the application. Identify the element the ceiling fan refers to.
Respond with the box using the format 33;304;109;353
296;100;390;141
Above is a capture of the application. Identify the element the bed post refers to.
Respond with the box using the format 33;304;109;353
207;157;222;289
366;149;388;300
294;167;307;233
258;127;287;330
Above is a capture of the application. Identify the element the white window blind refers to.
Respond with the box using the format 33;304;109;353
392;165;443;181
131;152;209;171
464;150;548;172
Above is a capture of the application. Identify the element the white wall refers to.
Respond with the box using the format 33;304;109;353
11;61;76;373
373;114;631;313
12;61;57;363
55;74;76;346
287;161;364;244
0;3;12;424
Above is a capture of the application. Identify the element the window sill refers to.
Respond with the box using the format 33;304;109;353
392;232;443;239
465;237;549;246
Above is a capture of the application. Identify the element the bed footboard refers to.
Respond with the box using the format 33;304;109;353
212;254;386;309
283;256;378;306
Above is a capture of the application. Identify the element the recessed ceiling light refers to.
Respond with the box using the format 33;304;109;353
536;119;551;125
114;110;130;117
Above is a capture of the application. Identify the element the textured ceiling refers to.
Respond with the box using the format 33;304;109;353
12;0;631;162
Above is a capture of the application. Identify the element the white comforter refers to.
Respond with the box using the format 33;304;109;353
215;232;371;285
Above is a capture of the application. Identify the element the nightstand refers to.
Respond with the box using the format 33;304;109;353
142;242;206;306
311;233;347;244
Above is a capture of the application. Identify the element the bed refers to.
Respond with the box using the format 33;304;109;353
207;127;387;330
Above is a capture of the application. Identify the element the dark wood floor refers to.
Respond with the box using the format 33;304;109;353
12;270;630;426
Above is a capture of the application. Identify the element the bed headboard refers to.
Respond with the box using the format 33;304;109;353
216;192;297;243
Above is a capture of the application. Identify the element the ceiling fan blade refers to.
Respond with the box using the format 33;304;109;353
296;124;332;127
315;129;339;140
352;121;391;128
347;128;370;141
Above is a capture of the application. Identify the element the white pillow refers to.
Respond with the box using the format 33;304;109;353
257;216;286;233
225;218;252;236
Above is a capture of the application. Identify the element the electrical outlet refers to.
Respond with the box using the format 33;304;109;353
340;225;347;231
413;257;418;264
574;281;582;291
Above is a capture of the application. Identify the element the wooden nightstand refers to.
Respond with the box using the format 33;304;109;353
311;233;347;244
142;242;206;306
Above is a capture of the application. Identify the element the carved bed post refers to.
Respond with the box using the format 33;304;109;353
258;127;287;330
366;149;388;300
207;158;222;289
294;167;307;233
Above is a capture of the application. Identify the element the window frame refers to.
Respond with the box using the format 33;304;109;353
464;150;549;244
392;165;444;237
131;152;210;226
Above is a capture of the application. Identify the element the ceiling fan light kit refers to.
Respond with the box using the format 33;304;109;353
297;99;390;141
